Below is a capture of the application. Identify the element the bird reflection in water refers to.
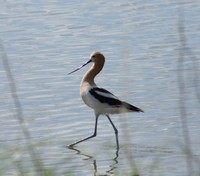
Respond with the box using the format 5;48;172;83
68;146;119;175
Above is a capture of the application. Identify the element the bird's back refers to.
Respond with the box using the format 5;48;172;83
81;86;143;115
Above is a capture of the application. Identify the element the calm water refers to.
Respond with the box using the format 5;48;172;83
0;0;200;175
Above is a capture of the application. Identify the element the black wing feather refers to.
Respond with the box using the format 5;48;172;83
89;87;122;106
91;87;115;96
90;87;144;112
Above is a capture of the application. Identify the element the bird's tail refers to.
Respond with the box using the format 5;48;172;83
122;101;144;112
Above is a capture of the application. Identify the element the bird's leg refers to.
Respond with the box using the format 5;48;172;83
106;115;119;150
68;115;99;148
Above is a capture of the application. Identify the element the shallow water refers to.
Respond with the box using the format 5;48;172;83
0;0;200;175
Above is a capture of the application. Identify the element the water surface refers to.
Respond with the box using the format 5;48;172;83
0;0;200;175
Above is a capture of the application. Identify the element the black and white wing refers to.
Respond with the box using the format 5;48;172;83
89;87;122;107
89;87;143;112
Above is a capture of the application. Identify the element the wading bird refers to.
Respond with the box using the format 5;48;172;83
68;52;143;149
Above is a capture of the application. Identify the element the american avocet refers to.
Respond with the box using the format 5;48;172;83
68;52;143;149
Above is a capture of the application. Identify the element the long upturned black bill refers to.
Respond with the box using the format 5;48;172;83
68;59;92;75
